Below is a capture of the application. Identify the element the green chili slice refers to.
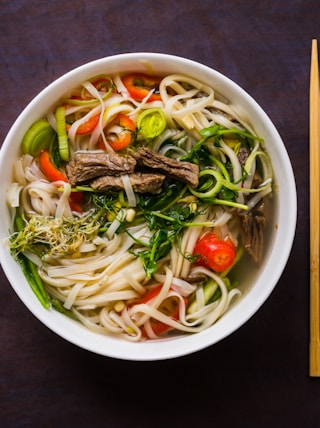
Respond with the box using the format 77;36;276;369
137;108;167;139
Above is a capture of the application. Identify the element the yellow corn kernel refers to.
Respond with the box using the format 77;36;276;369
107;201;122;221
189;202;198;213
114;300;125;312
126;208;136;222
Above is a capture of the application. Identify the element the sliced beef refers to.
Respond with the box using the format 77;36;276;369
91;173;166;194
207;107;235;122
66;152;136;185
130;147;199;187
186;272;207;283
238;197;270;264
237;146;249;167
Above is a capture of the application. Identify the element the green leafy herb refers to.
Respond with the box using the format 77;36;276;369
129;204;212;278
220;186;237;201
181;124;263;163
138;181;187;212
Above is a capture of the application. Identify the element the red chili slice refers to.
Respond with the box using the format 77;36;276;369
122;73;162;102
133;284;186;336
106;113;136;151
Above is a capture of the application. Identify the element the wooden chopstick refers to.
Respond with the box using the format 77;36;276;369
309;39;320;377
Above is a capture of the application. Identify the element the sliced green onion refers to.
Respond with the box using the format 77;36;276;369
244;148;269;178
205;197;248;210
189;169;224;198
21;119;56;156
211;156;231;181
81;74;114;99
16;252;50;309
65;75;114;106
13;210;51;309
137;108;167;139
216;127;264;142
55;106;69;161
64;98;100;106
51;298;79;321
190;166;271;202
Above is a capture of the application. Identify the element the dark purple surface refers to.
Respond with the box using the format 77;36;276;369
0;1;318;426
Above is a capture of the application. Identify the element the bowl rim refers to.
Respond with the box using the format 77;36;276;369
0;52;297;360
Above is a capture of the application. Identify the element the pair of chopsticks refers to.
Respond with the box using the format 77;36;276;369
309;39;320;377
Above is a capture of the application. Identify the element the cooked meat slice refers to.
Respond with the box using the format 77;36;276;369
66;152;136;185
91;173;166;194
207;107;235;122
185;272;207;283
238;197;270;264
130;147;199;187
237;146;249;167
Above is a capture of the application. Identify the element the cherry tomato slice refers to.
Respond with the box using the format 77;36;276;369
193;233;236;272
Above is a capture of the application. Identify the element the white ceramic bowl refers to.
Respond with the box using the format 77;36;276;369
0;53;296;360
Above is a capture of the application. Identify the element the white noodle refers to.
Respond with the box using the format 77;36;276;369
55;182;72;218
6;183;23;208
64;281;86;309
121;174;137;207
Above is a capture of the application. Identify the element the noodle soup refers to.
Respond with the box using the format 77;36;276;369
0;53;296;359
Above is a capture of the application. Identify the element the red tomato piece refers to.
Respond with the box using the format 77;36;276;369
193;233;236;272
